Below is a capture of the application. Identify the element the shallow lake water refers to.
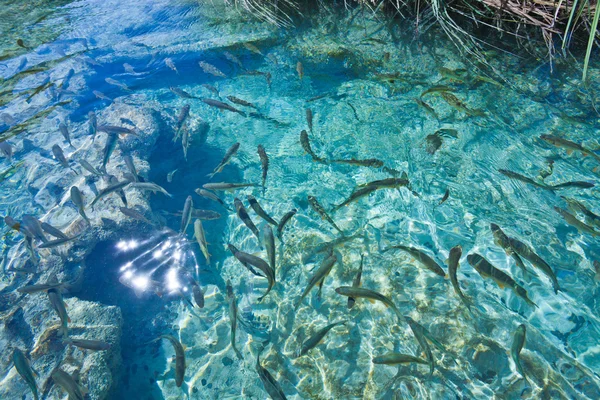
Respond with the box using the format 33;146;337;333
1;0;600;399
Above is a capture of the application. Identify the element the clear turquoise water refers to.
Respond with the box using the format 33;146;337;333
1;1;600;399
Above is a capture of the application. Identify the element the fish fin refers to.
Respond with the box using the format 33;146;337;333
369;299;377;304
67;317;71;322
566;150;573;155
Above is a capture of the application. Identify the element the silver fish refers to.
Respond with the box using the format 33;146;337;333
90;179;131;209
123;154;140;181
41;222;68;240
21;215;48;243
347;255;363;309
63;338;110;351
70;187;90;224
129;182;172;197
234;197;260;241
201;98;246;116
372;353;428;366
93;90;111;101
79;159;102;176
48;287;70;336
109;175;128;206
174;104;190;141
180;196;193;234
0;141;13;162
12;349;39;400
51;369;86;400
383;245;446;277
88;111;97;142
247;195;277;225
263;224;276;272
37;236;79;249
199;61;226;78
119;207;152;225
208;142;240;179
511;324;527;381
202;182;256;191
52;144;77;174
59;121;72;147
298;320;346;357
226;281;243;359
165;58;178;74
296;253;337;309
195;188;230;210
257;144;268;194
224;51;243;68
105;77;130;90
101;133;118;172
447;245;470;309
256;354;287;400
335;286;404;323
194;219;210;264
276;208;297;240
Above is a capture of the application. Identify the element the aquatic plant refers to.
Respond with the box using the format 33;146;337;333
224;0;600;79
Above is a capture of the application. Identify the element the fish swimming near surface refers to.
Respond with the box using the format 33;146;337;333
123;155;141;182
334;185;378;211
330;158;384;168
51;144;78;174
202;182;257;191
405;317;435;377
234;197;261;241
201;84;220;97
58;122;72;148
194;219;210;264
490;223;527;273
439;189;450;205
383;245;446;277
276;208;297;240
119;207;152;225
79;159;103;176
180;196;193;234
296;253;337;310
48;287;70;336
257;144;269;194
93;90;111;101
129;182;172;197
199;61;227;78
230;248;274;301
17;282;65;294
256;354;287;400
348;256;364;309
170;87;198;99
165;58;178;74
97;125;138;136
414;97;438;119
335;286;404;323
224;51;244;68
201;98;246;116
101;133;118;173
308;196;343;234
297;320;346;357
195;188;231;210
70;187;90;224
467;253;537;308
507;236;560;293
562;197;600;228
554;206;599;237
372;352;428;366
243;42;264;55
153;335;185;387
540;134;600;164
41;222;68;240
12;349;39;400
263;224;276;273
306;108;313;132
226;281;243;359
105;77;130;91
227;95;257;109
63;338;111;351
109;175;128;207
90;179;132;209
511;324;528;381
173;104;190;141
499;169;594;191
0;141;13;162
447;245;471;310
296;61;304;80
51;369;87;400
300;130;326;163
88;111;98;142
247;195;278;225
208;142;240;179
21;216;48;243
